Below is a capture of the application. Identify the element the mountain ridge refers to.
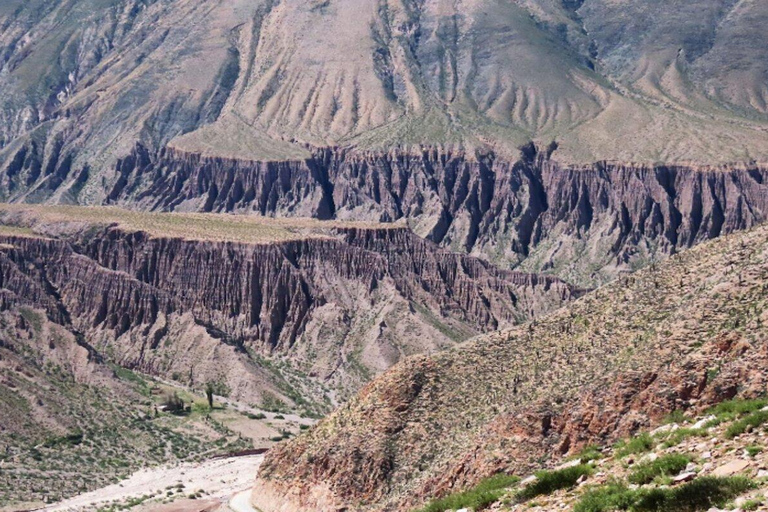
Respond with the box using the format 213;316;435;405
251;214;768;511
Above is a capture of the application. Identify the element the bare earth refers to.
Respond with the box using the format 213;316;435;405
45;455;263;512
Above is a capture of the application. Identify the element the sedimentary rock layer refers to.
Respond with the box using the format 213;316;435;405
0;218;579;407
109;145;768;286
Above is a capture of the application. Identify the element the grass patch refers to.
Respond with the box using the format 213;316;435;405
574;481;639;512
742;498;764;511
746;445;763;457
724;410;768;439
569;445;603;462
628;454;691;485
615;433;654;458
657;427;707;448
416;474;520;512
708;398;767;419
516;464;593;502
574;476;753;512
633;476;753;511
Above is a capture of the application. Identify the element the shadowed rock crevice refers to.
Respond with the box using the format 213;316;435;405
109;146;768;286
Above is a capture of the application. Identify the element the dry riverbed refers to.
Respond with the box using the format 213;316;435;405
44;455;263;512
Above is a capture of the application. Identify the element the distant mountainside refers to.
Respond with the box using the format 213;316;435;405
0;204;579;411
1;0;767;172
2;0;767;285
252;213;768;512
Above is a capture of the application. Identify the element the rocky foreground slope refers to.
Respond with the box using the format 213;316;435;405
0;204;579;410
252;217;768;511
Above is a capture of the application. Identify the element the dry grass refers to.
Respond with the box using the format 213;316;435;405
0;204;398;244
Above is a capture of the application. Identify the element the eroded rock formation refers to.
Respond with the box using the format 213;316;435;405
109;145;768;286
0;218;580;408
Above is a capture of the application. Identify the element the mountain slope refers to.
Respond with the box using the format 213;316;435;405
252;216;768;511
0;204;580;410
1;0;768;207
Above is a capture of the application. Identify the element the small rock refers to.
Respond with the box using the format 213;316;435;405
701;451;712;459
577;474;588;484
757;469;768;478
456;509;470;512
673;472;696;484
652;424;680;435
639;453;659;463
711;459;750;477
691;416;716;429
702;462;713;472
520;475;537;486
685;463;697;473
556;458;582;470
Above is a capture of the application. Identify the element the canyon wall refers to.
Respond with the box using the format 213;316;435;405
0;223;579;409
106;145;768;286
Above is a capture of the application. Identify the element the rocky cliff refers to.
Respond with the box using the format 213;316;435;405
107;145;768;286
0;207;580;409
252;214;768;511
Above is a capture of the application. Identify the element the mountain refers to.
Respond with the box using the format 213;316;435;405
251;214;768;511
0;204;579;411
2;1;768;285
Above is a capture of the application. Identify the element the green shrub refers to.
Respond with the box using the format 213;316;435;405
708;398;767;419
574;477;753;512
725;410;768;439
516;464;593;502
615;433;655;458
574;481;639;512
246;412;267;420
569;445;603;462
632;476;753;512
742;498;764;511
662;410;686;425
417;474;520;512
658;428;707;448
628;454;691;485
745;445;763;457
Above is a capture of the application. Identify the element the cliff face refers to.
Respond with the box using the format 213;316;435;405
109;146;768;286
252;204;768;512
0;217;579;408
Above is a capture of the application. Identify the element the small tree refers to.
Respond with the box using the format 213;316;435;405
205;382;214;410
162;392;185;413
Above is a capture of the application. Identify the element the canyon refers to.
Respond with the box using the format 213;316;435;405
1;1;768;510
0;205;580;411
102;145;768;286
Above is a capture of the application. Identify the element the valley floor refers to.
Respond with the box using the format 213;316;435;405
43;454;263;512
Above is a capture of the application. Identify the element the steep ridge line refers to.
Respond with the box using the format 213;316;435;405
251;219;768;511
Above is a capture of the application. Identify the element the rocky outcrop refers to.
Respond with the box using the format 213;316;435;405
110;145;768;286
252;215;768;511
0;219;580;407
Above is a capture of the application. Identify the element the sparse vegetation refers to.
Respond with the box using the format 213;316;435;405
724;410;768;439
574;477;753;512
516;465;594;502
615;433;655;458
416;474;520;512
628;454;691;485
